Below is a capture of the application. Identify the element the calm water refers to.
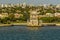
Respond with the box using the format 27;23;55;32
0;26;60;40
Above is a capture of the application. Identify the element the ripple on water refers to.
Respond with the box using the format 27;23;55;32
0;26;60;40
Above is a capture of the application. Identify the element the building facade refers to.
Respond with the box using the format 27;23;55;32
27;10;39;26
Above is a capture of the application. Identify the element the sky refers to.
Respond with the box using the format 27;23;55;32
0;0;60;5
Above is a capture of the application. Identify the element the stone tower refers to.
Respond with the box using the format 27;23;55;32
27;10;39;26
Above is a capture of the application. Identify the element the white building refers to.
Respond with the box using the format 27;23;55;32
1;4;4;7
0;13;8;18
46;13;54;17
54;13;60;17
43;4;47;8
10;4;14;7
16;4;19;6
22;3;26;8
4;4;8;7
29;4;34;7
56;4;60;8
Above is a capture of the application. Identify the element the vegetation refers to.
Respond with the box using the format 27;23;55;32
0;4;60;24
40;17;60;23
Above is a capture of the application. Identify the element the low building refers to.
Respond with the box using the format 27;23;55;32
0;13;8;18
46;13;54;17
54;13;60;17
22;3;26;8
1;4;4;7
4;4;8;7
16;10;21;13
0;14;3;18
14;13;23;18
56;4;60;8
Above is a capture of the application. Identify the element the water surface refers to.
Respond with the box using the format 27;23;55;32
0;26;60;40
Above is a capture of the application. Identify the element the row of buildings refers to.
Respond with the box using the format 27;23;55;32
39;13;60;17
0;12;60;19
0;13;23;19
0;3;27;8
0;4;60;8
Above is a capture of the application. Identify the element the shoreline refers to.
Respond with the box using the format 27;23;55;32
42;23;60;26
0;23;27;27
0;23;60;27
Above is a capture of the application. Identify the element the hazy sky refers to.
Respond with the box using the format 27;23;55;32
0;0;60;5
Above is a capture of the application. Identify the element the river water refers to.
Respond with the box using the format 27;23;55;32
0;26;60;40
